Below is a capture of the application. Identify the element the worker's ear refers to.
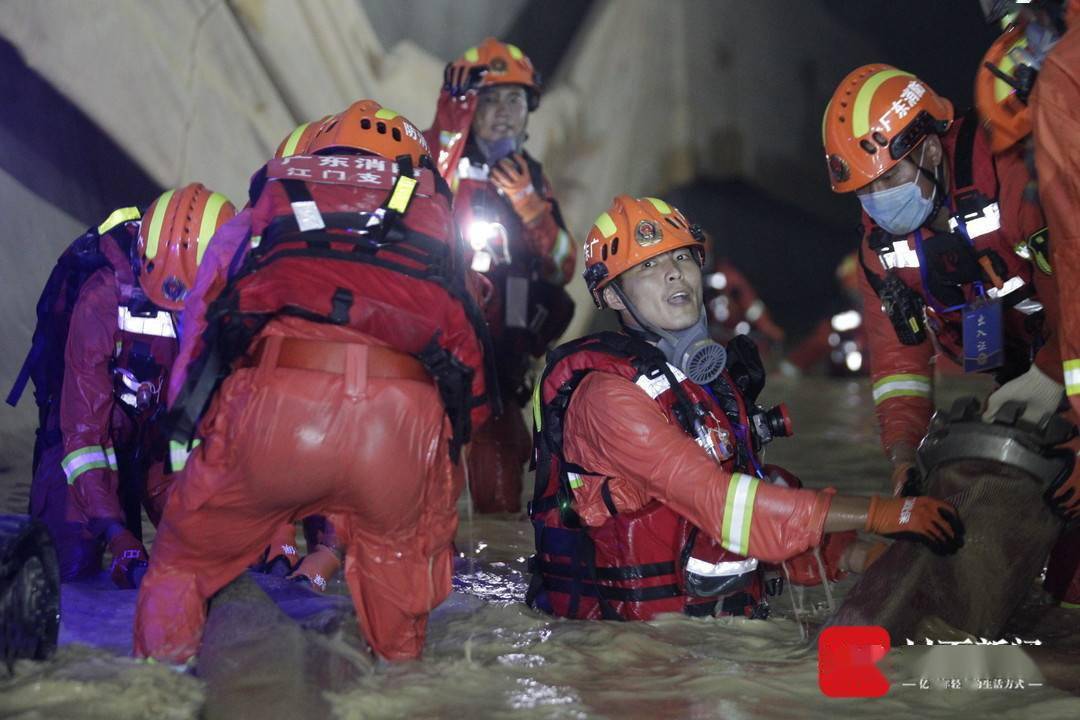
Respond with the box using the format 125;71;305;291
603;285;625;311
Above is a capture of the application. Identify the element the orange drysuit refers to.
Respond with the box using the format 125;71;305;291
134;155;489;662
859;113;1053;459
34;225;176;579
1032;16;1080;605
425;89;575;513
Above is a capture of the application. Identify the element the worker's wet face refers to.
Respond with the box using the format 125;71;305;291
606;249;703;332
471;85;529;144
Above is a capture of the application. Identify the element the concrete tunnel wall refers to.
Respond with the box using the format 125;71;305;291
0;0;890;476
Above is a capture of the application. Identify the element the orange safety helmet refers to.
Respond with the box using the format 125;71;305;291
975;22;1036;153
136;183;236;311
455;37;542;110
822;64;954;193
274;115;332;159
583;195;705;309
307;100;431;165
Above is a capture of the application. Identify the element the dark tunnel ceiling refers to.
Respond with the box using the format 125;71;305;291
821;0;1000;109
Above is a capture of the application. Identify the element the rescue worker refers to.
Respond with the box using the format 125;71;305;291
822;64;1077;496
703;255;785;355
252;116;346;592
782;253;869;377
9;186;235;587
133;100;492;663
425;38;576;513
976;0;1080;604
527;194;962;621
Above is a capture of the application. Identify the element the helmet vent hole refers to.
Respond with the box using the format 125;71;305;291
611;237;619;255
859;139;877;154
873;131;889;146
392;128;402;141
376;122;387;134
146;261;155;273
601;244;608;261
665;217;680;229
360;118;371;130
839;116;845;123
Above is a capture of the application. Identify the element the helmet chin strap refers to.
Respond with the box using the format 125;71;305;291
913;144;947;224
610;282;727;385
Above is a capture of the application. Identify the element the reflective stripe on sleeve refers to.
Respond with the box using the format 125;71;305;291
62;445;110;484
721;472;760;556
1065;360;1080;397
872;373;932;405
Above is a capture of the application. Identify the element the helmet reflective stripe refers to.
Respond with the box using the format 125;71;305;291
196;192;230;265
721;472;759;556
464;46;479;62
97;206;141;235
374;108;399;120
507;44;524;60
593;212;617;238
853;69;914;137
644;197;672;214
143;189;176;260
281;121;313;158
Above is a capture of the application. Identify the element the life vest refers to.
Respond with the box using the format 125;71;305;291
858;110;1047;381
527;332;772;621
169;153;496;462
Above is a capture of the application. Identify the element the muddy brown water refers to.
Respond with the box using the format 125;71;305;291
2;373;1079;719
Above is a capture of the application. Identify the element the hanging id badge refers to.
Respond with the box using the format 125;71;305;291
962;295;1003;373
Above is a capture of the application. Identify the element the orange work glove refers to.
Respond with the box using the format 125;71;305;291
106;527;149;589
443;61;488;97
490;154;548;225
1046;459;1080;520
864;495;964;555
287;544;342;592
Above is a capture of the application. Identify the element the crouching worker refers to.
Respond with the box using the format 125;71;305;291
8;187;236;587
133;100;493;662
527;196;965;620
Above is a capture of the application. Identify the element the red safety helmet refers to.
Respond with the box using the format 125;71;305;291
823;64;954;193
583;195;705;309
136;183;236;310
274;115;332;159
455;38;542;111
307;100;430;165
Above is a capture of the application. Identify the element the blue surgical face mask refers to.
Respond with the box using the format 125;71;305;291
858;144;937;236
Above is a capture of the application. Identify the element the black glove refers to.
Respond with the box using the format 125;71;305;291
443;62;488;97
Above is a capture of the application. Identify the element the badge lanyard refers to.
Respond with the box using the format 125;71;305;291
912;203;1003;372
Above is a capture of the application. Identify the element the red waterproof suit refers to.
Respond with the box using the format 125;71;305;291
33;225;177;579
528;334;844;620
425;90;575;513
859;113;1054;459
134;155;490;662
1032;17;1080;605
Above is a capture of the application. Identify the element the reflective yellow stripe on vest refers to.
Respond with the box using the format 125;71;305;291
387;175;418;214
872;373;932;405
1065;360;1080;397
721;472;759;556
